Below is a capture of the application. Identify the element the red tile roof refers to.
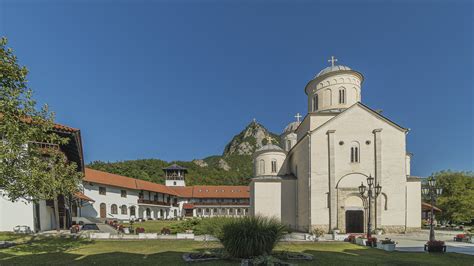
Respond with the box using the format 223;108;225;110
183;203;195;209
422;202;442;212
170;185;250;199
74;191;95;202
84;168;177;196
84;168;249;199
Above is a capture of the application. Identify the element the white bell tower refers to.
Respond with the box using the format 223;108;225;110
163;164;187;187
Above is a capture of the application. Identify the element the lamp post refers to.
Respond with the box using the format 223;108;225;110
358;175;382;239
422;176;443;242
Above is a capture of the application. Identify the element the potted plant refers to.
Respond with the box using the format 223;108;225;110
311;227;325;241
454;234;467;242
379;238;396;251
424;240;446;253
355;236;367;246
366;237;377;247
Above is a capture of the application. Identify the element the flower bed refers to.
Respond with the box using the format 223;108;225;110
424;240;446;253
377;238;396;252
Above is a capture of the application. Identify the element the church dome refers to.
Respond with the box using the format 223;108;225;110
255;144;284;153
283;121;301;134
314;65;352;79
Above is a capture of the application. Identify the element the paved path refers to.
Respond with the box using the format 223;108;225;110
96;223;118;235
386;231;474;256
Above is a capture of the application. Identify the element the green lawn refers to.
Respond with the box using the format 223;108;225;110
129;220;182;233
0;233;472;265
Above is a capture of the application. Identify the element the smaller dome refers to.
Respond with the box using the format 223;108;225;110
283;121;301;134
314;65;351;79
255;144;284;153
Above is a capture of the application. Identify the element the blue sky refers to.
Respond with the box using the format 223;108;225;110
1;0;472;176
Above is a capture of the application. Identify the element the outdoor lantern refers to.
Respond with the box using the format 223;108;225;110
436;187;443;196
428;176;436;187
422;187;429;195
367;175;374;186
359;182;366;195
375;183;382;195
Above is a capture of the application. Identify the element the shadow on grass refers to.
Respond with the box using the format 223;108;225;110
8;235;93;254
0;250;236;266
1;240;473;266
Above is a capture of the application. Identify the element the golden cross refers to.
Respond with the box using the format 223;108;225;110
328;56;338;67
265;135;274;144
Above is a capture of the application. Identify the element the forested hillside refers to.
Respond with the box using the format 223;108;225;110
87;121;281;186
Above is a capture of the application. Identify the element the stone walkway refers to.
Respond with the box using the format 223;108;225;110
386;230;474;256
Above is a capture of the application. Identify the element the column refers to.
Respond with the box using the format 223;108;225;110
373;128;383;228
327;130;337;231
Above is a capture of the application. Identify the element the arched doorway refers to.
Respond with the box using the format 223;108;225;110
100;203;106;218
345;210;364;233
146;208;151;218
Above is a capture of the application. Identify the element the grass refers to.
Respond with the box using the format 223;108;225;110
129;220;181;233
0;232;472;265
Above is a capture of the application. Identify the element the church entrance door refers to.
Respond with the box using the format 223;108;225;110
345;210;364;233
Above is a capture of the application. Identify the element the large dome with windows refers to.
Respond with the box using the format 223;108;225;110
314;65;352;79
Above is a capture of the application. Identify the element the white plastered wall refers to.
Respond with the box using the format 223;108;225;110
308;104;411;229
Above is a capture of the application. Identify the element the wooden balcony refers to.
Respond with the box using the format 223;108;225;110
137;199;170;206
193;202;250;206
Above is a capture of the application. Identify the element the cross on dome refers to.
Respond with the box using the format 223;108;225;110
265;135;275;144
328;55;338;67
294;113;302;122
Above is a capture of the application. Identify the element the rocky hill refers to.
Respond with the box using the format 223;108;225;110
87;121;281;186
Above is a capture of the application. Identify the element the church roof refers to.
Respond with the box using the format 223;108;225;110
255;144;285;154
84;168;178;196
163;164;188;172
314;65;352;78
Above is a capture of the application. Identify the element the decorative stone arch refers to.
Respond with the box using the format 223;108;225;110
338;86;346;104
336;172;368;189
318;82;323;89
338;77;344;83
325;81;330;87
380;193;388;210
350;141;361;163
332;79;338;84
352;87;359;102
324;89;332;107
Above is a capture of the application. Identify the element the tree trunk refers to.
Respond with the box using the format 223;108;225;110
53;196;60;232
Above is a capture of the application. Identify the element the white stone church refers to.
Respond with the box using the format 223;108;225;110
250;58;421;233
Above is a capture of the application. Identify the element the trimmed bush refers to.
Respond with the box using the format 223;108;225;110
218;216;287;258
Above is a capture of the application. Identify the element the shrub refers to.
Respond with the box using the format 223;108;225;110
311;227;326;238
195;217;232;236
427;240;445;247
381;238;395;244
218;216;287;258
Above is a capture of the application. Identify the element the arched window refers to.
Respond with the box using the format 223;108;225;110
121;205;127;215
312;94;319;111
339;88;346;104
271;159;277;173
350;142;360;163
146;208;151;217
130;206;136;216
111;204;118;214
259;159;265;174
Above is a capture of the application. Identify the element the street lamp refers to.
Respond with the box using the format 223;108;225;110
359;174;382;239
422;176;442;242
